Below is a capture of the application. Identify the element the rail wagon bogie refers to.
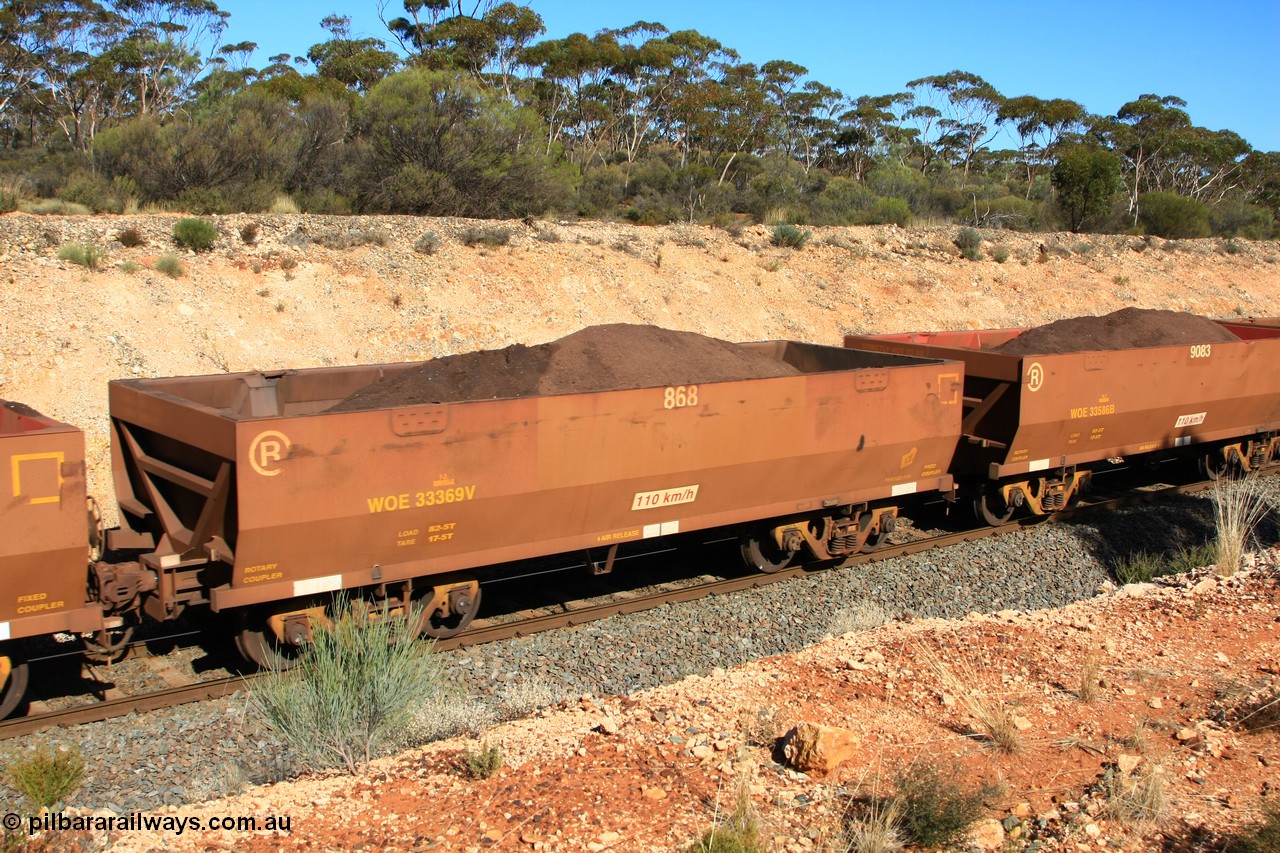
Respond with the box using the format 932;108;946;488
107;342;964;667
845;320;1280;524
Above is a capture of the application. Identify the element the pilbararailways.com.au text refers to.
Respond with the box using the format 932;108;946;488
7;810;292;836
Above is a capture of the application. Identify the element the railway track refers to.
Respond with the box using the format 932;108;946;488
0;469;1258;742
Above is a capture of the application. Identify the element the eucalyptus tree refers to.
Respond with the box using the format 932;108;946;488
905;70;1003;179
831;93;914;181
111;0;229;116
306;14;399;93
379;0;542;97
997;95;1086;196
1104;93;1192;223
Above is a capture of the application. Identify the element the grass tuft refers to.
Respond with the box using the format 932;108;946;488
172;217;219;252
1102;762;1167;825
249;595;446;773
770;223;811;249
920;644;1021;753
1211;474;1272;575
459;225;512;247
689;782;763;853
155;253;184;278
56;242;106;270
1224;801;1280;853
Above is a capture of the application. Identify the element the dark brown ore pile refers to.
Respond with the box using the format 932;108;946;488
992;307;1239;355
329;324;800;410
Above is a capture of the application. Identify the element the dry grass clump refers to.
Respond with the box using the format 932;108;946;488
919;643;1022;753
1102;761;1167;825
1077;651;1102;703
828;600;892;635
689;781;763;853
1211;474;1272;575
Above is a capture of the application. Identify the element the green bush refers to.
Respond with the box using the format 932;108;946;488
894;763;992;849
462;742;503;779
155;253;185;278
1138;192;1211;239
173;217;219;251
954;227;982;253
771;223;811;249
990;245;1010;263
56;243;107;270
1210;200;1275;240
249;596;446;773
459;225;512;247
4;743;84;809
868;196;912;227
1113;551;1165;584
415;232;442;255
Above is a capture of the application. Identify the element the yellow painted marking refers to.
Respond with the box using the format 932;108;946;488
937;372;961;405
11;452;64;505
248;431;290;477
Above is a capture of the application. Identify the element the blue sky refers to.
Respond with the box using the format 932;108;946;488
215;0;1280;152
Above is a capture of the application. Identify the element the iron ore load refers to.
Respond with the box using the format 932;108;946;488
845;308;1280;524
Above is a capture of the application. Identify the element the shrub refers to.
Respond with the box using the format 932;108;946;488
249;596;446;773
1138;191;1211;239
459;225;512;247
1225;802;1280;853
116;226;146;247
894;763;991;849
4;743;85;809
770;223;811;249
415;231;442;255
173;217;219;252
989;245;1010;263
954;227;982;261
240;223;260;245
117;260;141;274
462;742;503;779
56;243;106;270
155;254;185;278
867;196;912;227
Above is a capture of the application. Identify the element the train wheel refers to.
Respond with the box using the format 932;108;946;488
975;489;1016;526
83;620;136;664
740;533;793;573
416;582;482;640
1198;450;1233;481
859;531;886;553
0;649;30;719
235;611;306;671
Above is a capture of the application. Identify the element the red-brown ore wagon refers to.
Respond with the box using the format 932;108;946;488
0;402;104;716
106;342;963;666
845;322;1280;523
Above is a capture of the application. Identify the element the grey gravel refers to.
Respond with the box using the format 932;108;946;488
3;483;1276;815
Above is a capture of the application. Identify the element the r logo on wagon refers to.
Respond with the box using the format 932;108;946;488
1026;362;1045;393
249;430;291;477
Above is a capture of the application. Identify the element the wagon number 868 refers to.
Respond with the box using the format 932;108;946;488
663;385;699;409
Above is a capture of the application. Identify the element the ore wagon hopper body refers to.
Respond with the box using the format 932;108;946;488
0;402;104;716
845;322;1280;523
107;342;963;662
